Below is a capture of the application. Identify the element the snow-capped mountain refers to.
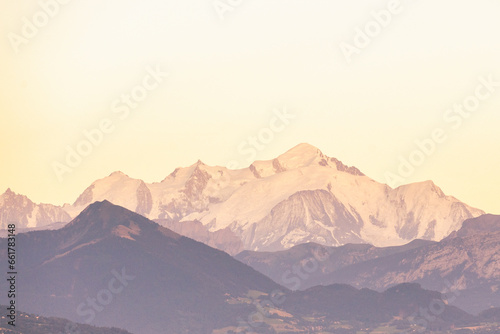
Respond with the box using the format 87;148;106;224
179;144;483;250
0;144;484;251
0;188;71;229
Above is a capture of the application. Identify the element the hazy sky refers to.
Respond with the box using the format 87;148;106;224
1;0;499;214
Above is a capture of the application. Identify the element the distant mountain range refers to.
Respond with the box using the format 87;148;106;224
0;188;70;229
0;144;484;253
236;214;500;314
0;201;495;333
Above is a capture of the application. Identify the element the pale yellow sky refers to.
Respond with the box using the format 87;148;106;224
1;0;499;214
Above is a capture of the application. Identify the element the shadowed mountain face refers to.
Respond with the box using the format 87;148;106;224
154;218;245;255
0;201;281;334
446;214;500;238
235;239;436;290
237;214;500;315
282;283;475;329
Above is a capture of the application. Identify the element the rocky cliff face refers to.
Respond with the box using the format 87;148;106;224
235;189;365;251
0;188;70;229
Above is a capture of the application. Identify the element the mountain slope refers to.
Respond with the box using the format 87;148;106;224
181;145;482;250
0;201;282;334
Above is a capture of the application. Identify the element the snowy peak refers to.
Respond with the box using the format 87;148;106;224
162;160;206;183
250;143;364;178
277;143;326;169
69;172;146;217
249;143;326;178
108;170;131;179
395;180;446;198
276;143;364;175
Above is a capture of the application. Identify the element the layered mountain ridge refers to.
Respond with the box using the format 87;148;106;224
0;143;484;252
237;214;500;314
0;201;489;333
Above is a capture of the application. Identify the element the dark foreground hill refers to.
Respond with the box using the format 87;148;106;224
0;306;131;334
0;200;281;333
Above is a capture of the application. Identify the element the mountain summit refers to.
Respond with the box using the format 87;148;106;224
62;200;177;245
249;143;364;178
273;143;329;169
279;143;364;175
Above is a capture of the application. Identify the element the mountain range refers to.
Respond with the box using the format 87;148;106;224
0;188;70;229
236;214;500;314
0;144;484;254
1;201;495;333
